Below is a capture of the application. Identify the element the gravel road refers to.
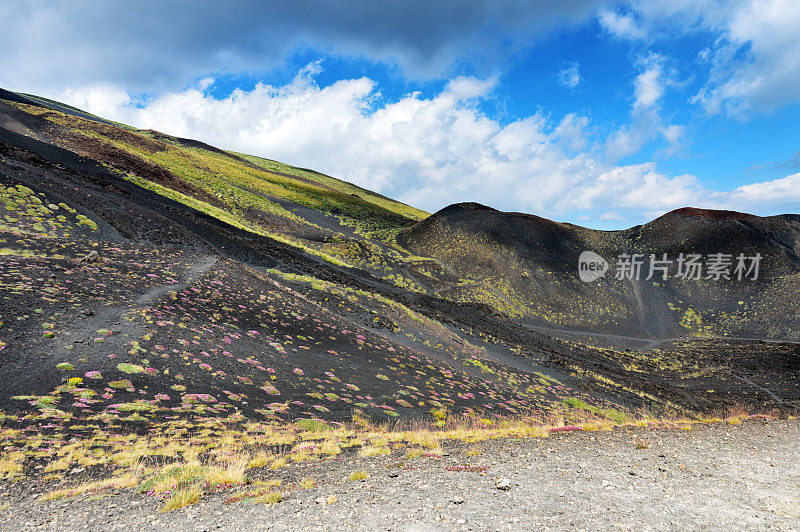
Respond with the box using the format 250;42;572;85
1;419;798;531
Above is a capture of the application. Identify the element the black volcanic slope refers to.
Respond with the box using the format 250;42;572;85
399;202;800;342
0;88;797;440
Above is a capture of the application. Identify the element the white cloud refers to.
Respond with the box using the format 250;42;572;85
575;163;702;210
729;172;800;205
662;124;684;145
59;85;134;120
553;113;590;153
693;0;800;115
56;69;795;225
605;121;650;161
605;55;686;160
557;62;581;88
612;0;800;116
598;9;647;40
197;77;215;91
633;63;663;109
56;70;711;222
658;124;687;157
599;211;625;221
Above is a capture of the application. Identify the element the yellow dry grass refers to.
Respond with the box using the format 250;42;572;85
162;485;202;511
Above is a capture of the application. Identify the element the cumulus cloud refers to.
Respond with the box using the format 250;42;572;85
729;172;800;206
575;164;703;210
58;69;749;225
553;113;591;153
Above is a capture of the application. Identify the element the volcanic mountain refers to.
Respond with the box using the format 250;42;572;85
399;202;800;343
0;86;797;440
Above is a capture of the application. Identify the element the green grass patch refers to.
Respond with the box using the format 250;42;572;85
563;397;628;423
296;419;333;433
117;363;145;374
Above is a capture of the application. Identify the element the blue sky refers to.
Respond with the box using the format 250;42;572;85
1;0;799;228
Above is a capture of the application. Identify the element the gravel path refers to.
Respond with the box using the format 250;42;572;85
1;419;798;531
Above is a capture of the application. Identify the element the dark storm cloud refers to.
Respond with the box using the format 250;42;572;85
0;0;607;92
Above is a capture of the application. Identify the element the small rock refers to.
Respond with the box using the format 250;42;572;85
495;477;511;490
75;250;100;265
452;495;464;504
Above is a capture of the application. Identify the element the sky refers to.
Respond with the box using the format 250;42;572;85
1;0;799;228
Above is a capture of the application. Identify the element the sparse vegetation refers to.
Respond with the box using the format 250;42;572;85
349;470;368;481
162;485;202;511
0;91;796;524
254;491;283;504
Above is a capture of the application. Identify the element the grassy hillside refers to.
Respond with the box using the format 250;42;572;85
1;98;433;280
1;89;798;513
399;203;800;341
4;93;800;343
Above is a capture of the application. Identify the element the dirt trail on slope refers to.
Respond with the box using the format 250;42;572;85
133;255;218;305
1;419;798;531
0;255;217;399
